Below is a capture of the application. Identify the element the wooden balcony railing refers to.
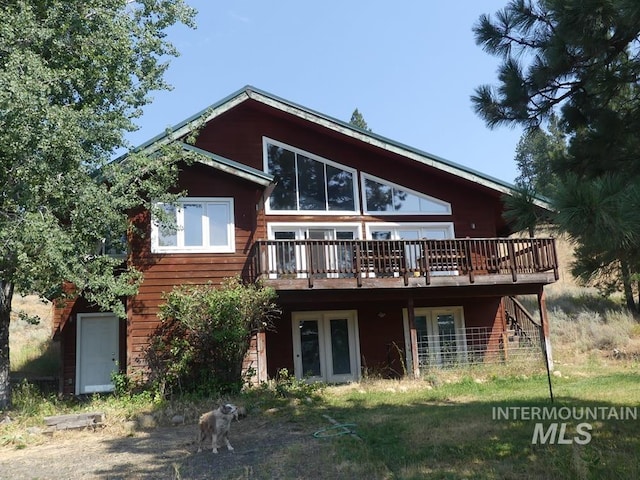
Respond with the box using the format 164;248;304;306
249;238;559;288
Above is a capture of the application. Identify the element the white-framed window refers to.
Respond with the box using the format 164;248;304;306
365;222;455;241
361;173;451;215
151;197;235;253
366;222;456;273
264;138;359;214
268;223;361;277
403;307;467;369
268;223;362;241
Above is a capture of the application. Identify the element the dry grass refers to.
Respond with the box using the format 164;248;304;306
9;295;59;376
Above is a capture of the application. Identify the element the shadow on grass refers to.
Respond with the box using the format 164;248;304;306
88;374;639;480
10;341;61;395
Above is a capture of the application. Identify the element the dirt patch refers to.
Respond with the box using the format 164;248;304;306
0;412;320;480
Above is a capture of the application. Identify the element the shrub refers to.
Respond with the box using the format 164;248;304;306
144;277;280;397
550;308;635;354
272;368;324;399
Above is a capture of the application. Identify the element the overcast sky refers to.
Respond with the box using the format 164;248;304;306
127;1;523;183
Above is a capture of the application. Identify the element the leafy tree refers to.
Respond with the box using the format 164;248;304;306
472;0;640;311
145;278;280;397
0;0;196;409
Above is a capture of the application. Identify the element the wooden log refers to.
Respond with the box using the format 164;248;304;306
43;412;105;430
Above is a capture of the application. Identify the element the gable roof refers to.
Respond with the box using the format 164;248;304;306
135;85;552;209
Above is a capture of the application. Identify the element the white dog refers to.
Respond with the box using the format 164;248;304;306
197;403;238;454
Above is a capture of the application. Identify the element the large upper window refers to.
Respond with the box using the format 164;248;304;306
264;139;358;213
151;198;235;253
362;173;451;215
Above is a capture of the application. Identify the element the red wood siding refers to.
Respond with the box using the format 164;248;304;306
266;313;294;376
127;164;268;372
356;304;406;378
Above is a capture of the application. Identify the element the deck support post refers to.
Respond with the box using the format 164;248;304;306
407;298;420;379
537;287;554;402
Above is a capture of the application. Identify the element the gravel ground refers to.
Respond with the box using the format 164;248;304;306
0;412;318;480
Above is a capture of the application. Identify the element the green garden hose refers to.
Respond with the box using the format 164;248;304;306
313;423;357;438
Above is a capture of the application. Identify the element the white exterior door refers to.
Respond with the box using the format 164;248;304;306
76;313;119;394
292;310;360;383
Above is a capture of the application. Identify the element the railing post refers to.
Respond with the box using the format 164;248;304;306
550;239;559;280
463;239;474;283
306;241;314;288
260;242;267;278
354;242;363;287
507;240;517;282
422;240;431;285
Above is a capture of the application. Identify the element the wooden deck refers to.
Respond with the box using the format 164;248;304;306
249;238;559;289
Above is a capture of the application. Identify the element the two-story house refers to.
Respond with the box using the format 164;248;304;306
53;86;558;395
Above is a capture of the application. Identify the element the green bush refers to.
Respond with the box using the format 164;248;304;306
144;277;280;397
272;368;324;399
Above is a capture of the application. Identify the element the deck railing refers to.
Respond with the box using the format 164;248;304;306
249;238;558;287
503;296;543;350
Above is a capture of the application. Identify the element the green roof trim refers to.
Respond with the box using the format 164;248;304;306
179;142;273;187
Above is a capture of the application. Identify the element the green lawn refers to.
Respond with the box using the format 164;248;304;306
259;368;640;480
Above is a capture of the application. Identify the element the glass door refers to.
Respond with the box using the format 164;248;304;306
299;320;322;378
307;229;331;277
432;313;458;366
292;311;360;382
406;307;467;369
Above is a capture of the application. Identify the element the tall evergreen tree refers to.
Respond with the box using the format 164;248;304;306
503;116;565;237
349;108;371;131
513;115;565;198
472;0;640;311
0;0;196;408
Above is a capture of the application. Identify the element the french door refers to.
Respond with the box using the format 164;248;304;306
292;311;360;382
405;307;467;369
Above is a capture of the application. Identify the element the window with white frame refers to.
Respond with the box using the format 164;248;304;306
362;173;451;215
366;222;454;241
366;222;456;272
264;138;358;214
268;223;361;277
151;198;235;253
